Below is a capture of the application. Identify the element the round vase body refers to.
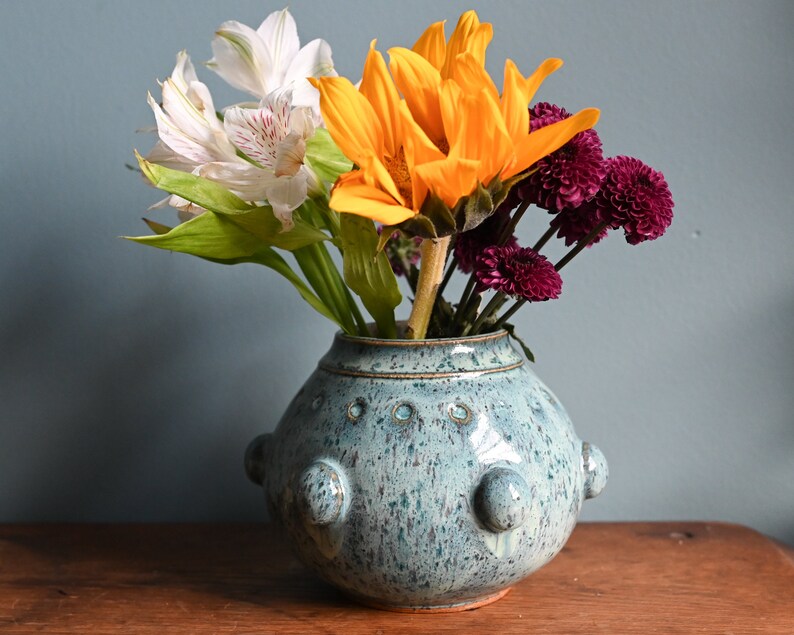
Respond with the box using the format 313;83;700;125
246;330;607;611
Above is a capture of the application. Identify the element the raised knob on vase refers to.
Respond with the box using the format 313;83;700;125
296;460;348;527
244;433;271;486
474;467;532;532
582;442;608;500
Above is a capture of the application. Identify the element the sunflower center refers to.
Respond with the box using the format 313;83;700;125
384;147;413;208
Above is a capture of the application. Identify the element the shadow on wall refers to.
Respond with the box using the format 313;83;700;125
0;240;270;522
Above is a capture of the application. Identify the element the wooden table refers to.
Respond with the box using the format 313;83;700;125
0;522;791;633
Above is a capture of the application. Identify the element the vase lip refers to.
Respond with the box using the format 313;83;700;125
336;323;508;347
322;324;522;378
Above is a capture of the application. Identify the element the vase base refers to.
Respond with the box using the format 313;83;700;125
352;587;512;613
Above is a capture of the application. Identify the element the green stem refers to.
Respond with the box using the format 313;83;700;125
406;236;451;339
342;284;369;335
491;298;527;332
554;221;609;271
464;292;506;336
532;225;556;253
296;243;356;335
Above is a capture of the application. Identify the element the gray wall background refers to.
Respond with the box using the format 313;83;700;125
1;0;793;543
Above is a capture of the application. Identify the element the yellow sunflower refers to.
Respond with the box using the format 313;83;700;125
312;10;600;229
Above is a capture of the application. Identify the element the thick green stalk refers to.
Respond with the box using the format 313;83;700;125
406;236;451;339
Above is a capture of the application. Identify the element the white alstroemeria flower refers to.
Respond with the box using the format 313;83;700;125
146;51;242;219
206;8;336;122
200;91;319;230
147;51;238;166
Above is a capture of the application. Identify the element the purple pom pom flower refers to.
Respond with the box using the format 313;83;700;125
549;203;608;247
516;103;606;212
593;156;674;244
476;245;562;302
454;208;518;274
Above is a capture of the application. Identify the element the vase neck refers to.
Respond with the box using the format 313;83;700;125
318;331;523;379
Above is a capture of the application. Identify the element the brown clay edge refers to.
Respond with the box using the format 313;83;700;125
352;587;512;613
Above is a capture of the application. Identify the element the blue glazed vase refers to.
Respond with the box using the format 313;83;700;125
245;329;607;612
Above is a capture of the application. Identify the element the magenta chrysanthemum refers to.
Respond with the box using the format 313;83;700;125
593;156;674;244
454;208;518;274
475;245;562;302
550;202;608;247
514;103;605;212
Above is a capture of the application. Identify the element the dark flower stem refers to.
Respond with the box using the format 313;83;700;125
498;199;531;245
532;226;556;252
436;255;457;301
465;292;506;336
554;221;609;271
491;298;527;332
452;274;477;328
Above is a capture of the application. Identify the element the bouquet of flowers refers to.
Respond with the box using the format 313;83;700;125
132;8;673;351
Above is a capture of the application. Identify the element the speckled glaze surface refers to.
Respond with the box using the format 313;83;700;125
245;330;607;611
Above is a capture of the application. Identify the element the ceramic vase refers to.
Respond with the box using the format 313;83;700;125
245;329;607;612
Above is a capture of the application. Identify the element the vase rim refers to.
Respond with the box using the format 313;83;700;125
336;325;508;347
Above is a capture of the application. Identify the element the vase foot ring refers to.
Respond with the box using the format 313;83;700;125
353;587;511;613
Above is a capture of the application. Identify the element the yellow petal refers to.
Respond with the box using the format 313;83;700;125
388;47;445;143
396;101;445;209
358;150;405;206
501;60;529;143
312;76;385;166
330;181;415;225
412;20;446;70
505;107;600;179
525;58;564;105
414;155;480;207
438;79;463;146
441;11;492;79
448;89;512;184
359;41;402;158
448;51;499;103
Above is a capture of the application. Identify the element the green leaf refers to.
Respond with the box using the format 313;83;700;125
339;214;402;338
143;218;173;235
394;214;438;239
125;212;343;328
135;152;328;251
230;248;344;329
136;150;254;215
125;210;267;260
304;128;353;184
221;206;328;251
503;323;535;363
457;181;494;232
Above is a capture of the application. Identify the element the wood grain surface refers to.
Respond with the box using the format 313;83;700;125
0;522;792;634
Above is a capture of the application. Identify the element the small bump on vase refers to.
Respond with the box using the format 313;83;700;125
392;402;415;425
347;399;366;422
448;403;472;425
311;395;324;411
